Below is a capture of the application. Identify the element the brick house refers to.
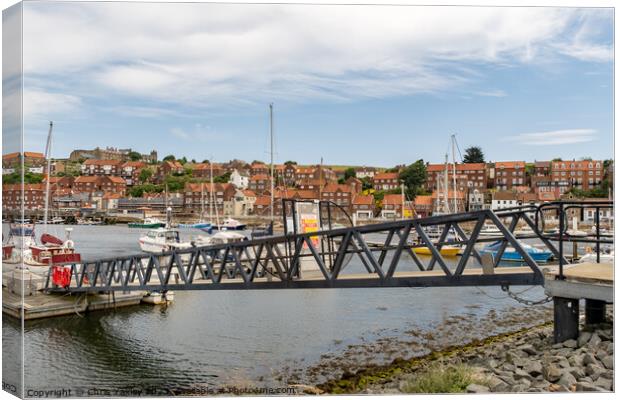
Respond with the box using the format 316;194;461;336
352;195;375;220
551;160;604;191
44;176;75;193
345;177;363;194
381;194;413;219
192;162;225;179
373;172;400;191
426;163;487;192
121;161;146;186
282;164;297;185
81;159;123;176
156;160;185;182
252;189;318;217
2;183;45;211
494;161;526;190
250;162;269;176
294;166;337;187
99;176;127;195
183;182;236;216
297;179;323;192
73;176;100;194
413;195;433;217
248;174;272;195
533;161;551;176
321;183;354;218
3;151;46;174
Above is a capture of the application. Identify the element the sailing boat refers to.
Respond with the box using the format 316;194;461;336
22;122;82;273
252;103;276;238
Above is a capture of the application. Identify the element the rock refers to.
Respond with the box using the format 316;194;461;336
595;350;607;361
598;329;612;341
577;331;592;347
558;372;577;388
519;344;537;355
585;363;605;380
583;353;599;366
289;385;324;395
593;377;612;391
512;384;529;393
551;343;564;349
543;364;562;382
523;361;543;377
563;339;577;349
588;333;602;348
600;370;613;380
575;381;602;392
513;368;533;381
566;367;585;380
487;376;509;393
466;384;489;393
548;383;568;392
601;355;613;369
568;354;584;368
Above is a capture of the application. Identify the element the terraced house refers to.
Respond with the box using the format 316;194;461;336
81;159;123;176
494;161;526;191
551;159;604;191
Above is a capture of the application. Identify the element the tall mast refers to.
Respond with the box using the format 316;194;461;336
451;134;458;213
210;158;219;227
269;103;274;222
443;153;450;214
200;182;204;222
43;121;53;229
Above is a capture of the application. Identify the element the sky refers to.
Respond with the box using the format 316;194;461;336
2;2;614;166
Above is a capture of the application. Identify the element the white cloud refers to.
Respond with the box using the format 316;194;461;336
504;129;597;145
23;89;82;121
19;3;612;112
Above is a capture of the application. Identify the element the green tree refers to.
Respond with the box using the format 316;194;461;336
360;176;373;191
284;160;297;165
128;151;141;161
552;157;562;162
399;159;427;199
163;155;176;162
214;172;232;183
179;156;188;165
463;146;485;163
139;168;153;183
344;167;356;180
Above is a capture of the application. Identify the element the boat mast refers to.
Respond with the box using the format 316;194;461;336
43;121;53;230
269;103;274;223
200;182;205;222
210;158;220;227
451;134;458;213
443;153;450;214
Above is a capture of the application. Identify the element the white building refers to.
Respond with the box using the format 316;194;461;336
230;169;249;189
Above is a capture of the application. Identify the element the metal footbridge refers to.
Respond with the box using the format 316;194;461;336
41;201;612;293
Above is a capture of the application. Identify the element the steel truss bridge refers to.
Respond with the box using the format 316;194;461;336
42;201;612;293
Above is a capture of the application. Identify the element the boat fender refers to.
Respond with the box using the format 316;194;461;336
64;240;75;249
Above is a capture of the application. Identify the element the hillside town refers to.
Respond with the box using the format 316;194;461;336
2;146;614;223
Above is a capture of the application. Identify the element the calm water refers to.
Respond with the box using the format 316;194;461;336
3;224;553;395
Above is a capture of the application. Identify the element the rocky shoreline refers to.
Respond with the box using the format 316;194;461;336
312;308;613;394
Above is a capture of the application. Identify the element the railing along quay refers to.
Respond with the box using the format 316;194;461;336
39;201;612;294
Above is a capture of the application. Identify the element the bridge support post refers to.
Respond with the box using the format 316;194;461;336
585;299;606;325
553;296;579;343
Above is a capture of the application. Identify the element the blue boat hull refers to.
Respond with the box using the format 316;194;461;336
480;249;552;263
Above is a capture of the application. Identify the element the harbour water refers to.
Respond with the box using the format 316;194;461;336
3;224;552;394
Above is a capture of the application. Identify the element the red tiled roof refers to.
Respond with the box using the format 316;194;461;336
2;152;20;160
83;159;122;166
352;195;373;206
254;196;271;206
493;191;518;201
414;195;433;206
242;189;256;197
495;161;525;169
374;172;399;180
382;194;406;205
250;174;271;181
75;176;99;183
103;176;126;184
23;152;45;158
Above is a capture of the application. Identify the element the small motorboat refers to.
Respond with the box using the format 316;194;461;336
178;221;213;234
129;217;166;229
480;240;553;263
413;245;460;257
478;224;502;237
251;222;273;238
213;218;246;231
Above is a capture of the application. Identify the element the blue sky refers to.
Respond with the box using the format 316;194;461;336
2;2;614;166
